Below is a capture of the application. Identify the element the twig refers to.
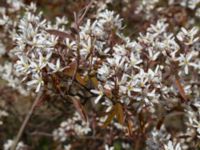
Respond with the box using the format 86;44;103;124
78;1;93;25
11;91;43;150
30;131;52;137
67;13;80;93
67;1;93;93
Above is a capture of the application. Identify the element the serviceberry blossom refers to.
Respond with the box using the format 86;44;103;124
26;74;44;92
64;145;72;150
104;144;114;150
3;139;26;150
15;55;31;75
53;112;91;142
177;27;199;45
91;86;104;104
177;52;198;74
0;1;200;149
164;141;181;150
48;59;64;73
0;110;8;125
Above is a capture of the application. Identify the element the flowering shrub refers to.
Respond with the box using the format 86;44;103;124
0;0;200;150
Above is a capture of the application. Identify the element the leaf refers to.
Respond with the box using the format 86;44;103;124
115;103;124;125
174;75;188;101
102;107;116;128
91;77;99;89
64;61;77;77
104;88;112;99
102;103;124;128
75;73;88;86
127;119;133;136
114;141;122;150
71;96;88;122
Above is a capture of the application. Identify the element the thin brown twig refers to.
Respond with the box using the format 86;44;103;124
67;2;93;93
67;14;80;93
78;1;93;25
30;131;52;137
11;91;43;150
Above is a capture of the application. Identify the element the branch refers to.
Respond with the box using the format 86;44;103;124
11;91;43;150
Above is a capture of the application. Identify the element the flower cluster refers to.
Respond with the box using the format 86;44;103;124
0;110;8;125
0;0;200;149
53;112;91;142
3;139;26;150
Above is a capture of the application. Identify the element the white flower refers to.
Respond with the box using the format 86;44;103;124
53;112;91;142
4;139;26;150
38;51;52;66
0;110;8;125
104;144;114;150
123;79;138;96
133;69;149;92
26;2;37;12
177;53;197;74
97;9;123;30
147;65;162;85
148;19;168;35
147;47;160;61
27;74;44;92
46;35;58;47
80;19;103;38
15;55;30;74
64;145;71;150
164;141;181;150
113;44;127;56
55;16;68;26
107;55;126;69
138;32;154;44
196;8;200;18
7;0;24;11
188;111;200;138
30;58;46;73
91;86;104;104
177;27;199;45
155;33;180;54
97;64;111;80
192;118;200;135
188;0;200;9
65;38;77;50
128;52;142;69
0;13;9;25
48;59;64;73
80;36;92;56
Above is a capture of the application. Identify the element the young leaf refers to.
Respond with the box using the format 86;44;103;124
91;77;99;89
115;103;124;125
64;61;77;77
76;73;88;86
127;119;133;136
